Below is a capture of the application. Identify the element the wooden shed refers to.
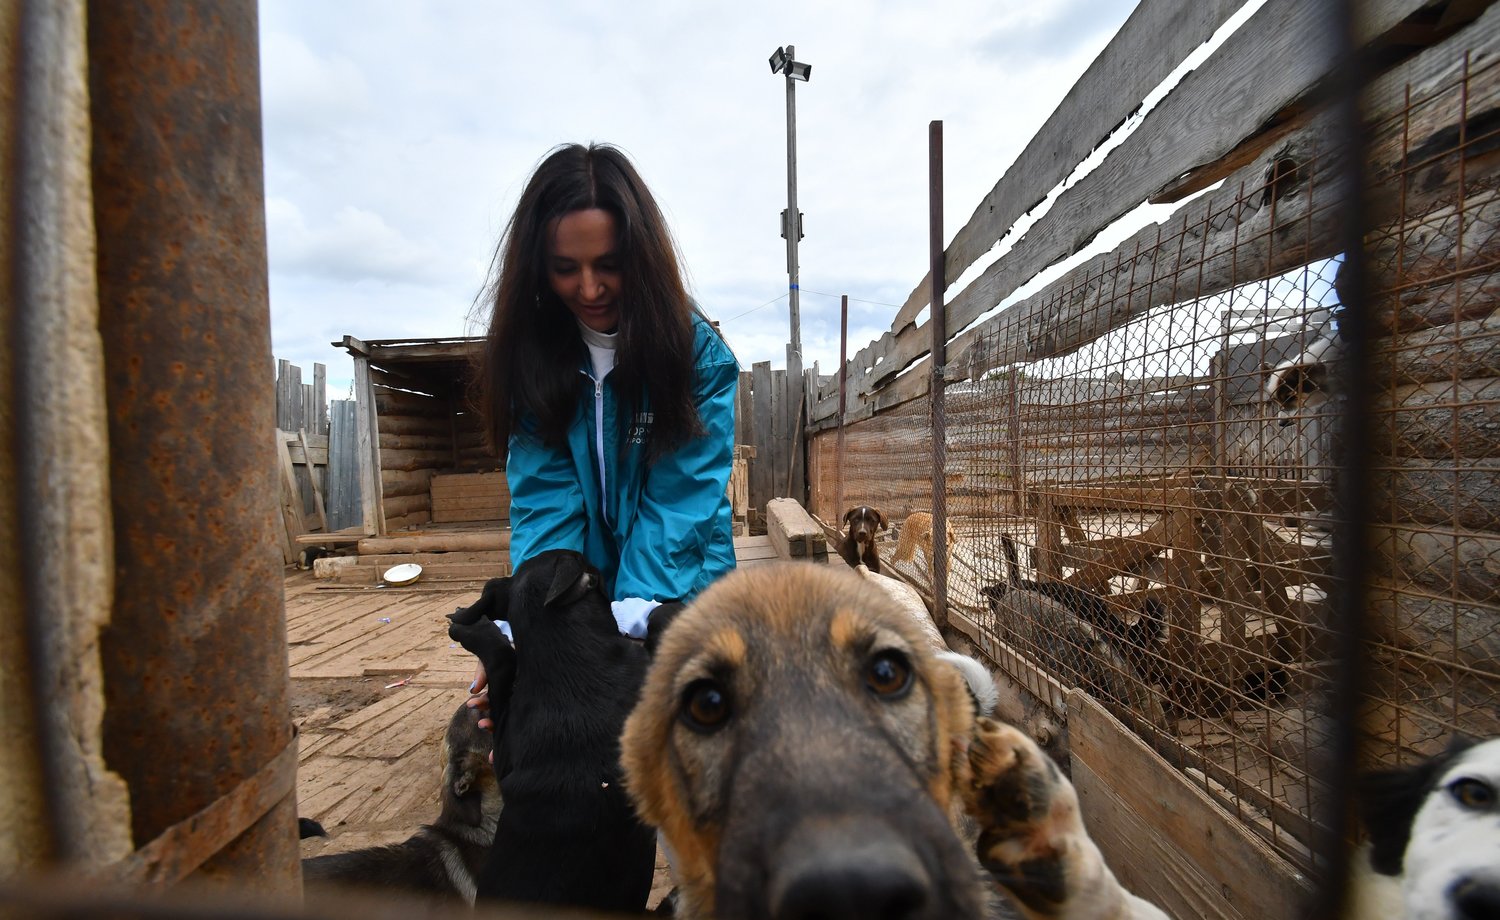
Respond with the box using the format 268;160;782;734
314;335;514;582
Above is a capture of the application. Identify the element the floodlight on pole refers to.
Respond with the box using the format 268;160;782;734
769;44;809;360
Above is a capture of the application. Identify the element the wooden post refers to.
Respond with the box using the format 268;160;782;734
313;362;327;434
928;119;949;625
836;294;848;519
353;355;386;536
751;361;773;515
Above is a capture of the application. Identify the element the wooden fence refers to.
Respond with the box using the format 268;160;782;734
272;359;360;561
799;1;1500;915
737;360;807;525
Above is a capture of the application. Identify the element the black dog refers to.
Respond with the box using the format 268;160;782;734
447;550;655;913
300;701;502;903
987;534;1166;668
840;505;887;573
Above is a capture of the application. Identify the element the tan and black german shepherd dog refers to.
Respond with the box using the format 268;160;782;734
301;701;502;904
622;562;1168;920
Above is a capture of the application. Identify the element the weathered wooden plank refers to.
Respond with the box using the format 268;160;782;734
299;428;330;533
766;497;828;561
1373;523;1500;603
1369;579;1500;674
276;433;308;559
814;2;1500;427
842;0;1436;410
1373;458;1500;530
373;385;445;416
751;362;773;511
1373;376;1500;459
1069;691;1315;919
886;0;1245;336
357;531;510;555
353;357;385;536
378;447;455;472
313;362;327;435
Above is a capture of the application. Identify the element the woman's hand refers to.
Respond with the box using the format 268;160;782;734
466;660;493;732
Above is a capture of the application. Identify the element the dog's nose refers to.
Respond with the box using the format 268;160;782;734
771;844;930;920
1453;875;1500;920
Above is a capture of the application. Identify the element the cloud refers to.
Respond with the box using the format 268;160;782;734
266;198;459;286
258;0;1144;379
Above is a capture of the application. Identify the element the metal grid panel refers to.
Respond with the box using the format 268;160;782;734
814;51;1500;875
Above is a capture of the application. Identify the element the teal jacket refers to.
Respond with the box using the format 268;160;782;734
506;315;738;603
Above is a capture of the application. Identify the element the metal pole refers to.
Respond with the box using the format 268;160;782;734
784;45;802;361
836;294;848;517
88;0;300;893
928;121;949;626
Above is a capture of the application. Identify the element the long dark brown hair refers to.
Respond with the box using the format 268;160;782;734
476;143;706;461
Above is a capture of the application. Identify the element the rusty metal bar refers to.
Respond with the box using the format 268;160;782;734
928;120;949;625
1316;0;1374;912
87;0;299;892
8;0;129;869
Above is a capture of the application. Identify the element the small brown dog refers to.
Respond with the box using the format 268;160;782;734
892;511;957;567
840;505;887;573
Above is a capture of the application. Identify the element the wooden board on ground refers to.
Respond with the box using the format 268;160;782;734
1067;690;1315;920
733;534;781;567
766;497;830;562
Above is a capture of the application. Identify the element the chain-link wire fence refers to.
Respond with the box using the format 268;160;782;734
810;47;1500;878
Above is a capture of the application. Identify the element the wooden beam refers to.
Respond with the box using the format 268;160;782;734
809;0;1500;427
352;355;385;536
298;428;330;533
1068;692;1314;918
276;435;307;561
766;497;828;561
885;0;1245;335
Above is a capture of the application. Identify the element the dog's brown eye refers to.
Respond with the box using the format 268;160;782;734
680;679;731;733
1450;777;1495;810
865;651;913;699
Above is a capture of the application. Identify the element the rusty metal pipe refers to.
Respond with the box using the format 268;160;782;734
87;0;298;891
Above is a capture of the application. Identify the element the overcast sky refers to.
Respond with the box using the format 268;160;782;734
259;0;1146;397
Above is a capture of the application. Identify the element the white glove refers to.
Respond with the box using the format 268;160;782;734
611;597;661;639
487;597;659;641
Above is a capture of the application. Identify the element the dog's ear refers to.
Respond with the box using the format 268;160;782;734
844;507;858;525
545;553;598;609
644;601;687;657
1357;748;1461;875
877;509;888;530
450;576;511;626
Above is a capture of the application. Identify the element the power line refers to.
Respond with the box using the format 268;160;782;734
797;287;904;310
720;291;789;324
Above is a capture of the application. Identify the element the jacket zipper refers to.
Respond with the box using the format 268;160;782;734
592;375;609;526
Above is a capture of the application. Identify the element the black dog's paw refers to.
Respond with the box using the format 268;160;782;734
448;576;511;627
298;817;327;839
449;618;516;672
645;601;687;657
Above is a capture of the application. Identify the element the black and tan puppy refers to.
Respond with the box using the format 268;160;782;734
623;562;1168;920
840;505;888;573
447;550;655;913
300;701;502;903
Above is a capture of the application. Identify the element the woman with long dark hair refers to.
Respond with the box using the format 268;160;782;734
473;142;738;654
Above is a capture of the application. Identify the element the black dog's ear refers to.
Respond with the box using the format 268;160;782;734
644;601;687;657
545;555;597;609
1356;742;1470;875
844;507;858;524
877;509;888;530
449;576;511;626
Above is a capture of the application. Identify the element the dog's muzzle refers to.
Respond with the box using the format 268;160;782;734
769;816;931;920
